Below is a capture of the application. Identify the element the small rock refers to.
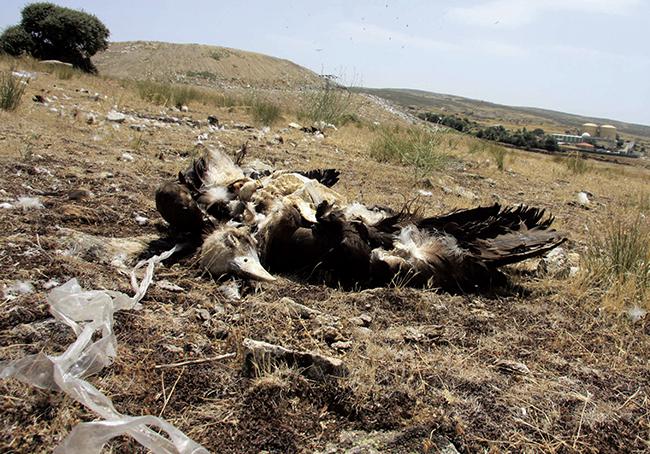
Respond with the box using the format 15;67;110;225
129;124;146;132
180;105;189;112
242;338;347;380
106;110;126;123
0;202;14;209
134;215;148;225
279;297;322;318
538;247;579;278
156;280;184;292
576;191;590;206
349;314;372;327
68;189;93;201
331;340;352;350
120;152;134;162
195;308;211;321
85;113;96;125
207;115;219;126
288;122;303;129
495;359;530;375
32;94;45;103
455;186;478;201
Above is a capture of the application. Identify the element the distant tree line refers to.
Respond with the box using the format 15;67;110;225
0;3;109;72
418;112;559;152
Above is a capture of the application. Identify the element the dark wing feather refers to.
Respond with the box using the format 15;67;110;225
298;169;341;187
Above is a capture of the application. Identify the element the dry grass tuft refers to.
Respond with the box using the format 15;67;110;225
580;214;650;311
249;97;282;126
299;83;357;126
0;70;27;111
370;125;450;178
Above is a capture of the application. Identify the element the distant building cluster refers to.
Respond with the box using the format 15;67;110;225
551;123;638;157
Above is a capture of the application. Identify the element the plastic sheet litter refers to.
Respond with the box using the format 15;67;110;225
0;245;209;454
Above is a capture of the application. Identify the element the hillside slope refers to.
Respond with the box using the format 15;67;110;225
356;87;650;141
93;41;324;89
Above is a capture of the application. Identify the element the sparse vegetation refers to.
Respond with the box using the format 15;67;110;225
209;49;229;61
581;215;650;310
249;97;281;126
370;126;448;177
136;80;242;108
488;144;508;171
0;70;27;111
299;81;355;126
563;151;590;174
185;70;220;82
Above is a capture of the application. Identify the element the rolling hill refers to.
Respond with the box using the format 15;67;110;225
93;41;324;90
355;87;650;142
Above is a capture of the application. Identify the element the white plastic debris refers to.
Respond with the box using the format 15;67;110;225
0;245;208;453
3;280;35;300
15;196;45;211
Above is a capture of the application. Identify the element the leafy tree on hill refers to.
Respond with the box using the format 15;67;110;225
0;2;109;72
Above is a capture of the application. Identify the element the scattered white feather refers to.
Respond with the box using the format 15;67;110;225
626;306;647;323
203;148;244;186
3;281;35;300
344;202;387;225
15;197;44;211
42;279;60;290
204;186;231;204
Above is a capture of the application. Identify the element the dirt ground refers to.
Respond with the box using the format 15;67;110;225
1;62;649;453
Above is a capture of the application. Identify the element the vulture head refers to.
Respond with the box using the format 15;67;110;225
199;226;275;282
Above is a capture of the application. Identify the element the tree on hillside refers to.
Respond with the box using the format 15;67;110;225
0;2;109;72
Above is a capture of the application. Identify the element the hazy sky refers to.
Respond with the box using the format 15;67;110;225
2;0;649;125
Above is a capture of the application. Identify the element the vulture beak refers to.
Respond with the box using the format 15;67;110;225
231;254;276;282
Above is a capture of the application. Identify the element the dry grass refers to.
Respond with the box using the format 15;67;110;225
0;70;27;111
249;97;282;126
369;125;450;179
0;55;649;454
580;214;650;311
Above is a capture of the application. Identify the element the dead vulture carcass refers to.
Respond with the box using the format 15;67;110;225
155;148;565;290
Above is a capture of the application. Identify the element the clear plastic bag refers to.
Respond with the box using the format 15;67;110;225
0;246;210;453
